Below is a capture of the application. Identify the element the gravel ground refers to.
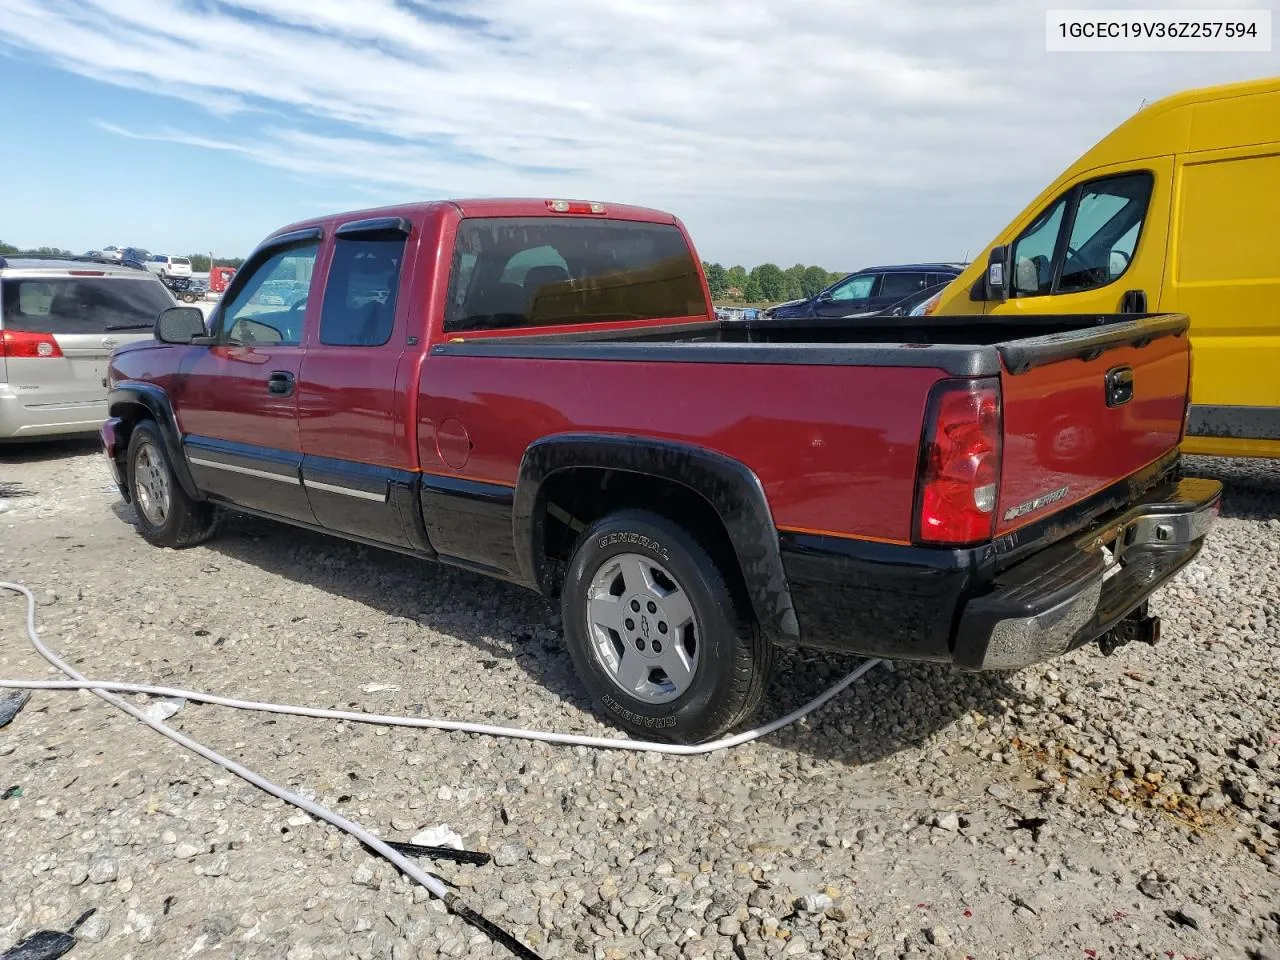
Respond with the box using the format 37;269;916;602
1;440;1277;960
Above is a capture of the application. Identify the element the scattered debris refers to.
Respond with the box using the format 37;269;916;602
139;696;185;723
0;690;31;729
411;824;465;851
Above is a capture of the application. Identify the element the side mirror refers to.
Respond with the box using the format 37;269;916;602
816;290;833;303
155;306;208;344
985;245;1011;302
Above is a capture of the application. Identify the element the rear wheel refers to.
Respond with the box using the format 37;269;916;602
126;421;216;548
561;509;772;743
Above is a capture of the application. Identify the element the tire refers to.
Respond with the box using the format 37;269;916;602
126;420;216;548
561;509;773;743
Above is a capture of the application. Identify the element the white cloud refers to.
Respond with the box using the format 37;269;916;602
1;0;1274;264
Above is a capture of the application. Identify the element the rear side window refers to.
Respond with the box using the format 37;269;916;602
879;272;930;299
444;218;706;332
0;277;174;333
319;236;406;346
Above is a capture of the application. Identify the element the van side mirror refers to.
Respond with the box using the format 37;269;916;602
815;290;833;303
985;245;1011;302
155;306;208;344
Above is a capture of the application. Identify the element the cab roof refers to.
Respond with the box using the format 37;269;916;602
269;198;681;245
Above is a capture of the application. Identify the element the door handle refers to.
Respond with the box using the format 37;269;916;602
267;371;295;396
1120;289;1147;313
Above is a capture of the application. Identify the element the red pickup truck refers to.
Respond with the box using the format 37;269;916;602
101;199;1222;743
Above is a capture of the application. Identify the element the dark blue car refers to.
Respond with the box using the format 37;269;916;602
765;263;966;319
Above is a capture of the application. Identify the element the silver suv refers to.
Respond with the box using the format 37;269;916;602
0;256;173;440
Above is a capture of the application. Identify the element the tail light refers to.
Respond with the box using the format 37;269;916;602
546;199;606;215
1;330;63;358
914;377;1003;545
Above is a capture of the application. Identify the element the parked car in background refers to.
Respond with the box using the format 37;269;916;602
146;254;193;279
101;198;1218;743
178;277;210;303
845;280;954;318
100;245;124;262
120;247;151;268
1;255;172;439
764;263;965;319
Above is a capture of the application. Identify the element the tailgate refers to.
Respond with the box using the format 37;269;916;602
994;314;1190;537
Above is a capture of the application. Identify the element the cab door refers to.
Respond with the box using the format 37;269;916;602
987;158;1175;318
296;217;420;547
175;230;322;523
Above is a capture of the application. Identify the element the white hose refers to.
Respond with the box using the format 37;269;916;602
1;580;882;953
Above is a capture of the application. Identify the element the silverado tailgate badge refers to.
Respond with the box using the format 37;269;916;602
1003;485;1070;522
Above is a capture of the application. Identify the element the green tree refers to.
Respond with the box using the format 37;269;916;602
749;263;786;302
801;265;831;297
782;264;807;301
704;262;729;299
0;240;20;256
725;265;748;299
741;276;762;302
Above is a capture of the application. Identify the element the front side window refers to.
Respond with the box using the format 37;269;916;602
1057;173;1152;293
1;277;174;333
444;218;705;332
828;273;878;302
319;235;406;346
1011;171;1153;298
1012;197;1067;297
219;242;319;346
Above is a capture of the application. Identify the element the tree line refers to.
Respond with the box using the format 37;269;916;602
703;262;846;304
0;241;243;271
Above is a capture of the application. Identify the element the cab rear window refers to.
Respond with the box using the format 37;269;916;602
0;277;174;333
443;218;707;332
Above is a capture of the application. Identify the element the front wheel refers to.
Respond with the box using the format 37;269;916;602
561;509;773;743
126;420;216;548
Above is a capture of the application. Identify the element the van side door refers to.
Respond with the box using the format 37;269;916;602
1168;146;1280;454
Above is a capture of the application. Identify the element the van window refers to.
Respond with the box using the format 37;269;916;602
1;277;174;333
1012;173;1153;297
1057;173;1152;293
444;218;705;332
319;236;405;346
1012;197;1067;297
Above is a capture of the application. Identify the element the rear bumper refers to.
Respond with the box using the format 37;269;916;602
953;477;1221;669
780;476;1222;670
0;390;107;439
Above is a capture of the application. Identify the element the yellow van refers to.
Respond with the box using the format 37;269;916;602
935;75;1280;459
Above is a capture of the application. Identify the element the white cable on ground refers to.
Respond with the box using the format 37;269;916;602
0;580;882;955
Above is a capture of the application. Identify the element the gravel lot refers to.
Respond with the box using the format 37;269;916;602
1;441;1277;960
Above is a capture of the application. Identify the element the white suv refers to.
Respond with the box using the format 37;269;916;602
0;255;172;439
145;255;193;279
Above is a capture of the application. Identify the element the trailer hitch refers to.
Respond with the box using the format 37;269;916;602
1097;603;1161;656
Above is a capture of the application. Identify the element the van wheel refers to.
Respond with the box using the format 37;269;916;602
127;421;216;548
561;509;772;744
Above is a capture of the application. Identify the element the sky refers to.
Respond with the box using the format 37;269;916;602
0;0;1275;269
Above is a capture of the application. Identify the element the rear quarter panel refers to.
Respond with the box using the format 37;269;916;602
416;356;949;544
